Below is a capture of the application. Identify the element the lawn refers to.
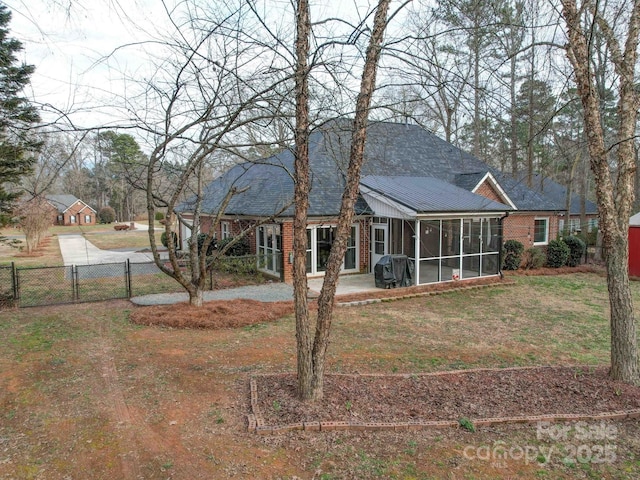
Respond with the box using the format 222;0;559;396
0;273;639;479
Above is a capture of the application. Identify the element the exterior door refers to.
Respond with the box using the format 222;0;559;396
371;224;388;271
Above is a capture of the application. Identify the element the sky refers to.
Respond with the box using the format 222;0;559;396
4;0;395;133
5;0;173;128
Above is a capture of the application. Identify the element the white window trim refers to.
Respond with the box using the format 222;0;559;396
221;221;231;240
306;224;359;276
256;224;281;276
533;217;549;245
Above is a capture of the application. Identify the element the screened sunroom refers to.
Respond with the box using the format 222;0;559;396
361;175;510;285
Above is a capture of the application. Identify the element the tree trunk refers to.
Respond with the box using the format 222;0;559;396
606;234;638;381
294;0;392;401
188;287;203;307
509;52;518;175
561;0;640;384
293;0;313;400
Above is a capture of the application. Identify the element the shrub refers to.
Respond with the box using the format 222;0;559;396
191;233;217;257
160;231;178;249
564;235;586;267
546;239;570;267
212;255;259;275
98;206;116;224
155;211;165;221
521;247;546;270
502;239;524;270
218;236;250;257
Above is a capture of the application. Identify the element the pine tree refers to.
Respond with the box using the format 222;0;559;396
0;5;40;225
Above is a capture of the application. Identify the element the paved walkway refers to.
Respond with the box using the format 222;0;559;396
130;282;295;306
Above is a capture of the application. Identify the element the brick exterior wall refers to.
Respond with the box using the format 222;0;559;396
279;218;370;283
281;221;294;283
503;213;560;249
474;181;503;204
475;178;562;250
54;201;96;226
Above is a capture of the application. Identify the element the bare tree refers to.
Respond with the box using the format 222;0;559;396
132;1;292;307
13;195;53;253
560;0;640;384
293;0;395;401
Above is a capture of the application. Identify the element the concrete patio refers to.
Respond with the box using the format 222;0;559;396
307;273;378;296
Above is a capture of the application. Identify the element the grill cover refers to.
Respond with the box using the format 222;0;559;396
374;255;413;288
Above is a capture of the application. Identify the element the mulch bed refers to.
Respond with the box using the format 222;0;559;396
130;299;295;329
255;366;640;426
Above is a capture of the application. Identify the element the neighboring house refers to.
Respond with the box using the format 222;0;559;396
46;194;97;226
180;120;567;285
517;173;599;235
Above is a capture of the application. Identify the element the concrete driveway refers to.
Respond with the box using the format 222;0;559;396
57;234;160;266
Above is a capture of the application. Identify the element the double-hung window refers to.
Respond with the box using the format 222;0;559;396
533;218;549;245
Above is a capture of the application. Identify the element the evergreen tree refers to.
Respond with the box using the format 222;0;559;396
0;5;40;225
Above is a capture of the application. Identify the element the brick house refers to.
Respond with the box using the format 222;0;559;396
516;173;599;238
179;120;568;285
46;195;97;226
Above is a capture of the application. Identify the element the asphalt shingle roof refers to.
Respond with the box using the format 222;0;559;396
515;173;598;215
185;120;563;217
46;194;83;213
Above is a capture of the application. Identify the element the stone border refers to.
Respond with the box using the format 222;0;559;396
335;280;516;307
247;367;640;435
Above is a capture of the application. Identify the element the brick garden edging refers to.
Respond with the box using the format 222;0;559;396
247;366;640;435
335;280;516;307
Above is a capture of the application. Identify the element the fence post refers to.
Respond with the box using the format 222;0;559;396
72;265;79;302
11;262;18;305
126;260;132;298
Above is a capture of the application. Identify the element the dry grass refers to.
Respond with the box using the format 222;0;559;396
1;273;639;480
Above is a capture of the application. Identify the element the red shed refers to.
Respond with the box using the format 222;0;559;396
629;213;640;276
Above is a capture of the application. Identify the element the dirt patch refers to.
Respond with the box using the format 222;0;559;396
130;299;295;329
255;366;640;426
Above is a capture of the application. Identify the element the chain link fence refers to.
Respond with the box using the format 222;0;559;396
1;254;272;309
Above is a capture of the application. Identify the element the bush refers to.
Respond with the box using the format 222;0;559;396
160;231;178;249
564;235;586;267
211;255;259;275
502;239;524;270
98;206;116;224
546;239;570;267
155;211;165;221
218;236;250;257
191;233;217;257
521;247;546;270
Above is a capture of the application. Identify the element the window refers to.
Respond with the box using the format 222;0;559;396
534;218;549;245
257;224;281;275
588;218;598;233
569;217;581;233
70;215;76;224
221;221;231;240
306;224;359;275
85;215;91;224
